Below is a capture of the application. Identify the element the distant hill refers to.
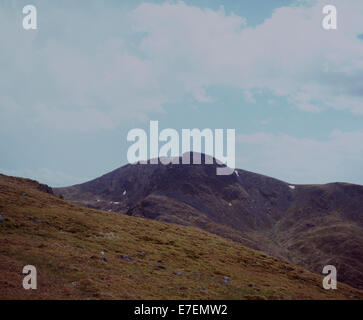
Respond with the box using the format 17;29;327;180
1;173;362;299
54;153;363;290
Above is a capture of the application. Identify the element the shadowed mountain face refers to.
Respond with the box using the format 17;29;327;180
2;173;362;300
54;153;363;290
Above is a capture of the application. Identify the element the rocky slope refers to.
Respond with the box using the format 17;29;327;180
54;154;363;290
2;173;362;299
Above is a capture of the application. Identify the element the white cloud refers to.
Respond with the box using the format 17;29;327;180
236;130;363;184
259;118;272;125
132;0;363;113
1;0;363;133
243;90;257;104
34;105;118;132
0;4;167;132
193;88;215;103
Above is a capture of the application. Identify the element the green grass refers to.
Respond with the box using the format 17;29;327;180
0;173;362;300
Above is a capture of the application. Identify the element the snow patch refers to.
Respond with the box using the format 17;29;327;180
234;170;239;177
123;190;127;196
289;185;296;190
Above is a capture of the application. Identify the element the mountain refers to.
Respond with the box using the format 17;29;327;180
54;153;363;290
3;173;362;299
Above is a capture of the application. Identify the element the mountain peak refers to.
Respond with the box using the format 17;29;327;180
54;160;363;290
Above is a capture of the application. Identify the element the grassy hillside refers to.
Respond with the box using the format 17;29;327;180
54;159;363;290
0;174;362;300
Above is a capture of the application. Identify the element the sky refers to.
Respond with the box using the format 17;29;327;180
0;0;363;186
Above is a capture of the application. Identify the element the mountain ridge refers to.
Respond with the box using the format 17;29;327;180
54;154;363;290
2;173;362;299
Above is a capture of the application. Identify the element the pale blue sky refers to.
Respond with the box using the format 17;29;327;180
1;0;363;186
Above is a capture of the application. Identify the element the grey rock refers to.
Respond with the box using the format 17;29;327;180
224;276;231;283
119;255;132;262
155;264;167;270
